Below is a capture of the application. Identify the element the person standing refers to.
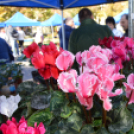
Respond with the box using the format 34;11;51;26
17;27;25;52
6;25;19;58
120;14;128;37
0;37;14;64
69;8;113;71
58;18;74;50
106;16;123;37
35;27;44;47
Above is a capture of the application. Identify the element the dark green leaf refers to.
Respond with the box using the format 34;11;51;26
50;91;69;116
93;119;102;127
31;90;51;109
28;108;53;126
70;103;83;115
108;106;133;134
45;124;58;134
80;125;94;134
66;113;83;132
60;105;72;119
55;127;78;134
127;129;134;134
96;127;110;134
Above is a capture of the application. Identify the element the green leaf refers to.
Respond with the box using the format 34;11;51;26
50;91;69;116
66;113;83;132
31;90;51;109
28;108;53;127
70;103;83;115
60;105;72;119
127;129;134;134
55;127;78;134
93;119;102;127
45;124;58;134
26;102;34;118
96;127;110;134
80;125;94;134
17;81;38;96
108;106;133;134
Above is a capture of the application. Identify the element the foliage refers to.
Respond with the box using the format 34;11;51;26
0;2;128;22
0;63;23;89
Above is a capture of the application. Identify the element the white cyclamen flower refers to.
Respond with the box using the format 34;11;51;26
0;94;21;117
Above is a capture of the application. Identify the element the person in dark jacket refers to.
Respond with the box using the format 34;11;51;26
69;8;113;72
0;37;14;64
58;18;74;50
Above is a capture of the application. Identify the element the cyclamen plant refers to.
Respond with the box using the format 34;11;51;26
56;46;125;111
23;40;134;127
0;116;46;134
99;36;134;69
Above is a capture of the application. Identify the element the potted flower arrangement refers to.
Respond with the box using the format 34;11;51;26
8;38;134;134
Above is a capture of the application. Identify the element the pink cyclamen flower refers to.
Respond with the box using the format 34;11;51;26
123;73;134;104
77;72;99;98
56;51;75;71
76;52;82;66
81;50;91;64
57;69;78;93
76;91;93;110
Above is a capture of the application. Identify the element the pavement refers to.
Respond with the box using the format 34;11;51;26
14;55;36;82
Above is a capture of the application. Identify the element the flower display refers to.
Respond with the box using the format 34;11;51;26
56;45;124;111
0;95;21;117
23;42;63;80
0;116;46;134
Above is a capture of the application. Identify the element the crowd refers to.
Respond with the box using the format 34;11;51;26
0;8;129;65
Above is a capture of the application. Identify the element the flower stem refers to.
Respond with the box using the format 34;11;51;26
89;110;92;123
45;80;50;90
126;91;133;107
65;93;69;100
102;108;107;126
120;69;123;88
73;93;76;102
82;106;90;124
50;77;55;90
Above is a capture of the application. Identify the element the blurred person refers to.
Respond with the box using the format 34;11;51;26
0;27;8;41
6;25;19;58
35;27;44;47
58;17;74;50
106;16;123;37
69;8;113;71
0;37;14;64
120;14;128;37
17;27;25;52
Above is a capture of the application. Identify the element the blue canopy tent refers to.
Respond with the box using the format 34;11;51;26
41;13;64;38
0;23;6;27
114;8;128;23
41;13;63;26
4;12;40;27
73;14;80;25
0;0;126;9
0;0;127;49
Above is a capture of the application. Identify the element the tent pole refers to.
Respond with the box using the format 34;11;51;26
51;25;54;39
128;0;134;38
61;10;66;50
